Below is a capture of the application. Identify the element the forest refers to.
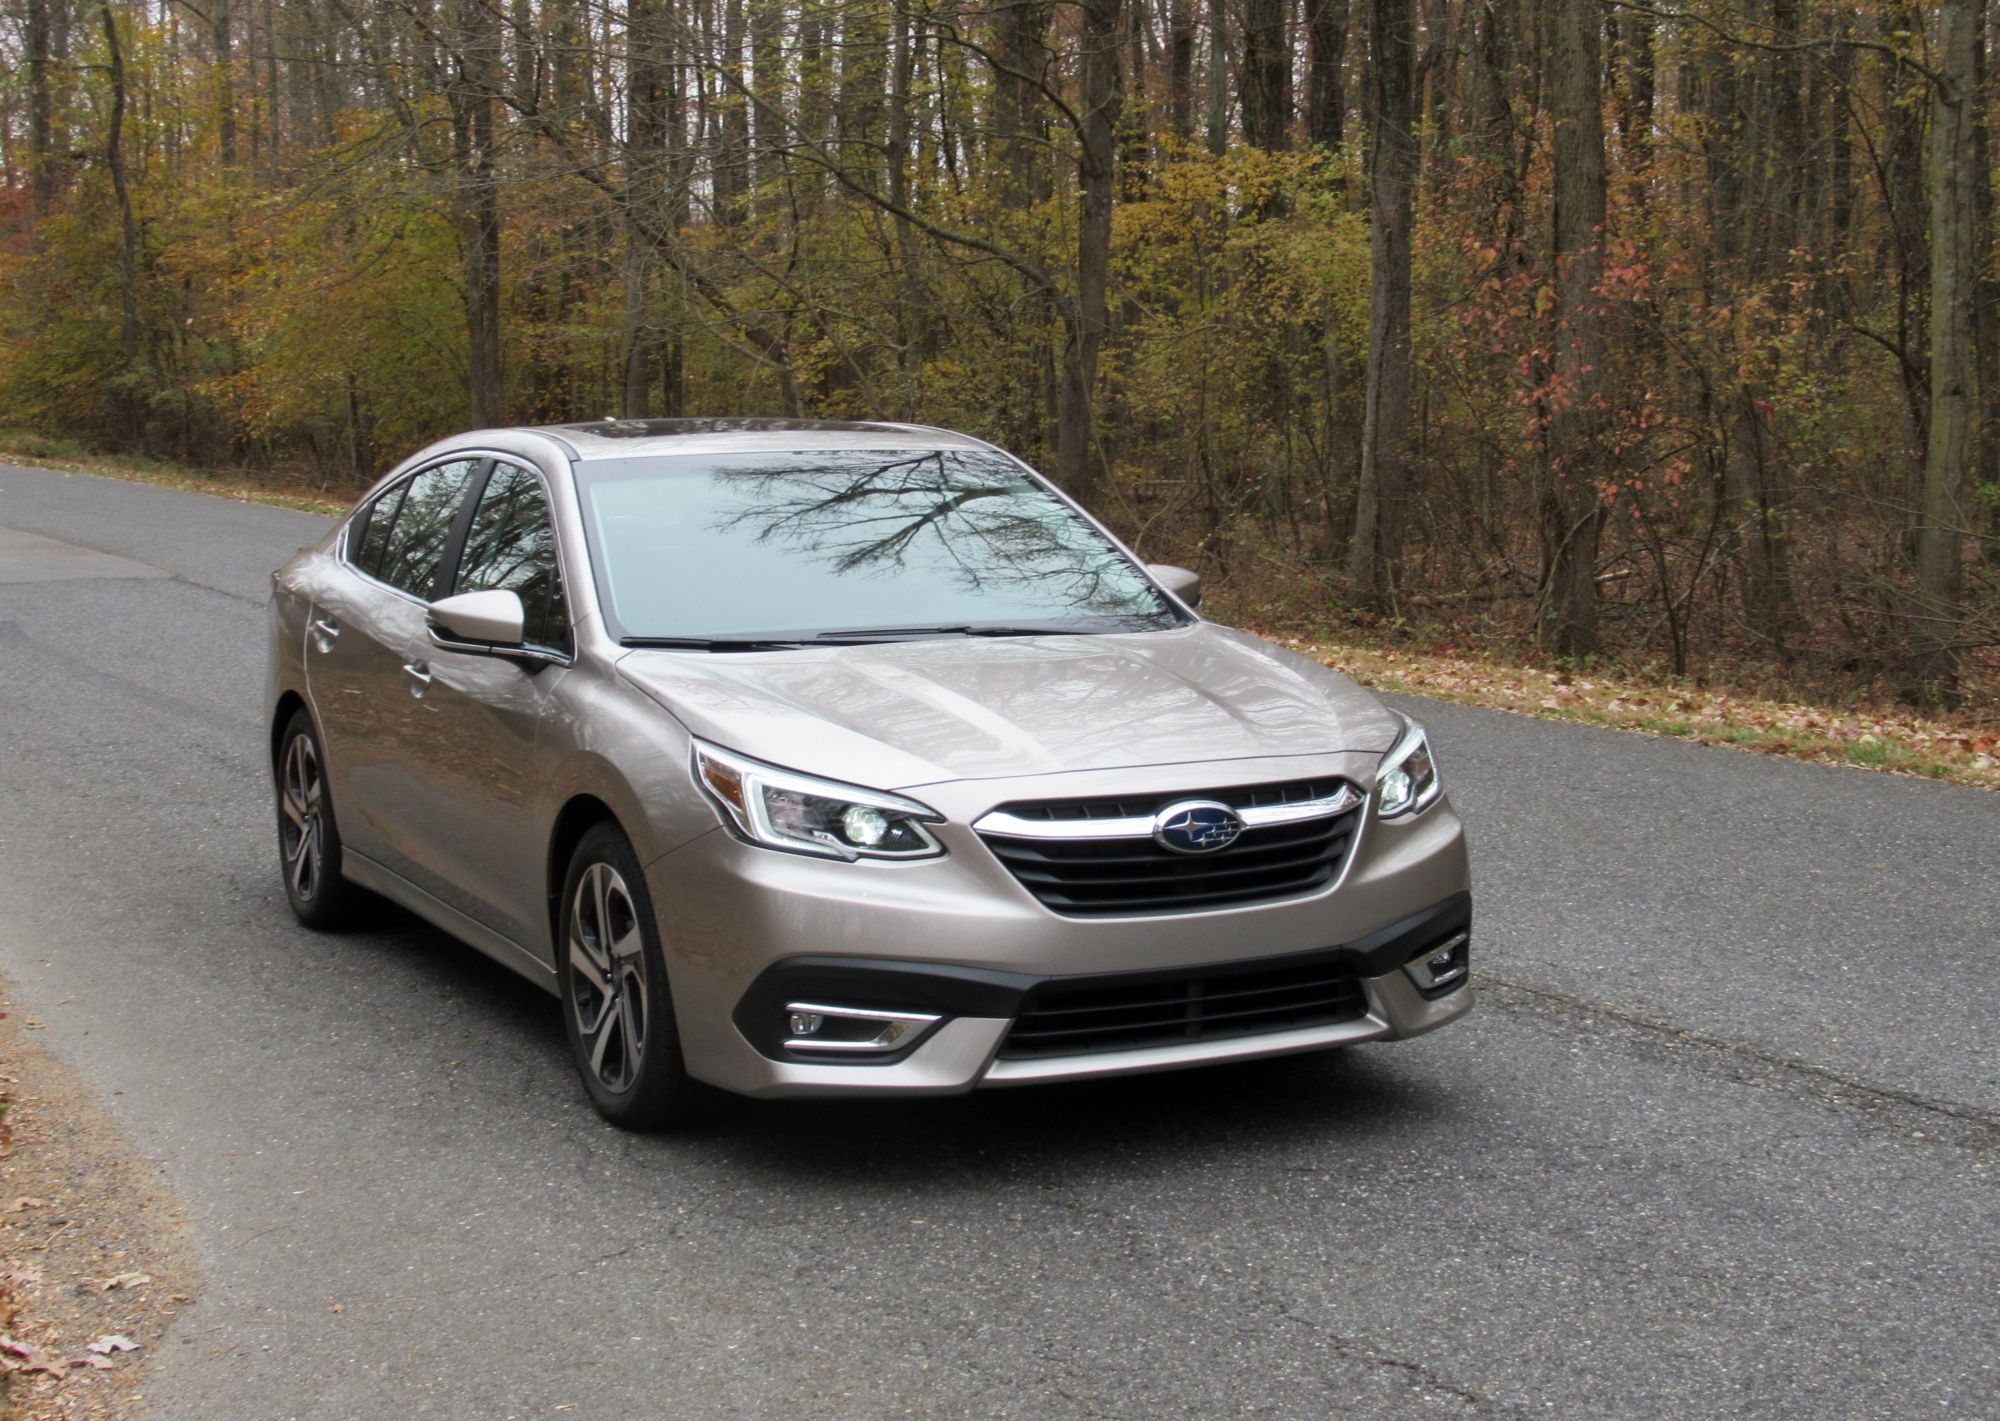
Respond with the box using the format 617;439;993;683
0;0;1994;706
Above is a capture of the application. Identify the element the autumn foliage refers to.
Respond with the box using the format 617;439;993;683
0;0;1993;704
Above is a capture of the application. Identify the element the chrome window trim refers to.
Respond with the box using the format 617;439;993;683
973;783;1364;841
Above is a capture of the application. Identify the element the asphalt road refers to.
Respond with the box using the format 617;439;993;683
1;464;1995;1421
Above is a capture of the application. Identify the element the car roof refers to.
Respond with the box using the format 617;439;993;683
523;418;995;462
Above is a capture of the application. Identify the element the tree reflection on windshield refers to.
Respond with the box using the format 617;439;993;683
577;446;1176;640
708;450;1158;620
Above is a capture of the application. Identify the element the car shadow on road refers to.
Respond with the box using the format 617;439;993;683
702;1047;1450;1186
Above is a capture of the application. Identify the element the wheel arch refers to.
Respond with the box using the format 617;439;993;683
547;793;624;946
270;690;313;772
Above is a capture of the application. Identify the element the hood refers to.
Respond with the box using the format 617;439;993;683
616;623;1403;790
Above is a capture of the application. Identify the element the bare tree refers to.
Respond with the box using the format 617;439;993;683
1350;0;1416;608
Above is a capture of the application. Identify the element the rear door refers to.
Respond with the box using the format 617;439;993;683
306;457;484;876
398;460;573;956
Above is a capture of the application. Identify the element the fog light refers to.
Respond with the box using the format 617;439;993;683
1404;932;1469;993
780;1001;942;1054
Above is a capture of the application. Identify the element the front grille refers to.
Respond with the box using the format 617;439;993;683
979;777;1361;916
998;953;1369;1059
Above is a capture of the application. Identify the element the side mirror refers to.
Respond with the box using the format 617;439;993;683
428;589;526;649
1147;563;1202;611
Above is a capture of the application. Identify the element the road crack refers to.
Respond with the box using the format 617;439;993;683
1479;975;2000;1150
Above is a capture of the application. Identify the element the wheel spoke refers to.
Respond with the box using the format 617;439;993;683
568;936;609;995
591;869;614;960
588;1002;620;1080
618;980;645;1068
281;791;306;830
290;822;316;897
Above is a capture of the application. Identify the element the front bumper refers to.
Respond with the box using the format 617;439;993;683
648;754;1472;1099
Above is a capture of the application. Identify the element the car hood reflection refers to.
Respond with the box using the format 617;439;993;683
616;623;1403;787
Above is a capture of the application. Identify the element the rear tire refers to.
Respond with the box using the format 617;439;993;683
557;823;717;1129
275;709;361;930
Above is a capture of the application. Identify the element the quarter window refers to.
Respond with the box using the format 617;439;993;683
453;462;569;650
371;459;482;598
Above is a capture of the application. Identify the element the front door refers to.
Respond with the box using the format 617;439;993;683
399;460;573;959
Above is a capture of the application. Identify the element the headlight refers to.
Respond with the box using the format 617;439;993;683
1376;716;1442;818
692;741;945;860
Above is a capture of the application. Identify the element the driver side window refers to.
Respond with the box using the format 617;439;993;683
453;462;569;651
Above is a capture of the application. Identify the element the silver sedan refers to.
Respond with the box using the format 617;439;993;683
266;420;1471;1127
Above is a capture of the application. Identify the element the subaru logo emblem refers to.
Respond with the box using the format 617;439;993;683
1152;800;1245;854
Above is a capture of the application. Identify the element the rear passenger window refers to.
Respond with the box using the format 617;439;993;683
373;459;482;597
348;481;408;577
454;462;569;650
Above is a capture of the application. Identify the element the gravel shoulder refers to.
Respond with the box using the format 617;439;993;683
0;994;197;1421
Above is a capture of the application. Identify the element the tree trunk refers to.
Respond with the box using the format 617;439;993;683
713;0;749;219
450;0;504;426
1206;0;1228;155
992;0;1054;207
1241;0;1291;152
1349;0;1416;608
1539;0;1606;655
1056;0;1124;500
1909;0;1982;701
888;0;928;409
102;3;143;373
26;0;55;216
214;0;237;168
1973;9;2000;561
1305;0;1349;151
1167;0;1196;139
622;0;672;419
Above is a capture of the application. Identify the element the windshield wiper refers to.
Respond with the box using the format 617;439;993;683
805;624;1076;642
621;636;809;652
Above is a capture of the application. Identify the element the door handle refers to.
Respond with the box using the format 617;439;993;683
402;660;432;697
309;617;340;652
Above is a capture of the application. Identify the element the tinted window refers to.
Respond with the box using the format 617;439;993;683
453;463;569;650
373;459;481;597
574;448;1176;641
348;482;408;577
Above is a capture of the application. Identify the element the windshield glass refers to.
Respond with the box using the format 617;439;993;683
575;448;1181;642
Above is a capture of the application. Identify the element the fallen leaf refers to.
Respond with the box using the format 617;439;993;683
86;1335;140;1355
72;1353;113;1370
102;1271;152;1290
8;1197;45;1212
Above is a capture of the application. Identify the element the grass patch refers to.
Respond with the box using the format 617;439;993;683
1271;632;2000;793
0;429;350;516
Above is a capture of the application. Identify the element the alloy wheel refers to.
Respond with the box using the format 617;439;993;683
279;733;325;903
568;862;648;1093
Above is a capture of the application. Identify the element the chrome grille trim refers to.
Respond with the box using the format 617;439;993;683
974;783;1364;840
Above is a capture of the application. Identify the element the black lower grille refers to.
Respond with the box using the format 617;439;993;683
979;778;1361;916
998;953;1369;1059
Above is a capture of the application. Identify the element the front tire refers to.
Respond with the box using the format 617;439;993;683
557;823;714;1129
275;709;360;929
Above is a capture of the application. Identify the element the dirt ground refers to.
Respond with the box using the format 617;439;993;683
0;994;197;1421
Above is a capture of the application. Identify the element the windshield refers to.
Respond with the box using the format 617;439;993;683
574;448;1182;643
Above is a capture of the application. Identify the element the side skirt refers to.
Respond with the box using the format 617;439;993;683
340;849;560;997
